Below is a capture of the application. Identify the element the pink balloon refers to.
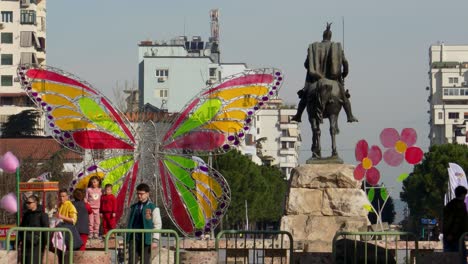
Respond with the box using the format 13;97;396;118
0;152;19;173
0;193;17;214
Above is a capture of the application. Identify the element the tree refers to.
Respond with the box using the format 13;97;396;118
400;143;468;232
1;109;40;138
213;150;287;229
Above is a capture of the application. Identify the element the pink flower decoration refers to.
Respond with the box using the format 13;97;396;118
0;193;17;214
0;151;19;173
354;140;382;186
379;128;423;166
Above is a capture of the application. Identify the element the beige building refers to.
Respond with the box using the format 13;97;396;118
0;0;46;134
429;44;468;145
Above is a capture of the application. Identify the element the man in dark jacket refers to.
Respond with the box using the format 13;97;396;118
19;195;49;264
443;185;468;262
126;183;162;264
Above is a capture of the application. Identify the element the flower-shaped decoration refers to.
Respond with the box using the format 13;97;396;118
380;128;423;166
354;140;382;186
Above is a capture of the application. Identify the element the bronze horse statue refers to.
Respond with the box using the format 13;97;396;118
305;78;345;159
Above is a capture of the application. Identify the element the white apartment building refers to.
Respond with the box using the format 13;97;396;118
251;99;301;179
429;44;468;145
137;36;249;112
0;0;46;133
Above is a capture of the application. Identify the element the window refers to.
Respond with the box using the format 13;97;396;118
1;76;13;86
448;112;459;119
289;142;295;148
280;115;289;123
155;69;169;77
438;112;443;119
464;112;468;120
449;77;459;84
0;97;13;105
1;54;13;65
281;142;287;149
282;129;288;137
20;10;36;25
209;68;217;77
1;33;13;44
20;52;37;64
156;89;168;98
257;128;260;134
1;11;13;23
245;134;253;145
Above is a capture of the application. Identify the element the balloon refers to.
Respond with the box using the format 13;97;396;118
0;151;19;173
0;193;17;214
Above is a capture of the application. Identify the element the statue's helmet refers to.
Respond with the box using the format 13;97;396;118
323;22;332;41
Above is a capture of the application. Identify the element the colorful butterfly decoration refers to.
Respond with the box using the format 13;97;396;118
17;65;283;237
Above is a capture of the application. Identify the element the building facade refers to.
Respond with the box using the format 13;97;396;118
429;44;468;145
138;36;221;112
0;0;46;133
250;99;301;179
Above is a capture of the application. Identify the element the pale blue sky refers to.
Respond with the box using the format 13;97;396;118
46;0;468;194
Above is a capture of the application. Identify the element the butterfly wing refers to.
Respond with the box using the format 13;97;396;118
158;155;229;237
17;65;138;221
162;68;282;154
157;68;282;237
17;65;136;153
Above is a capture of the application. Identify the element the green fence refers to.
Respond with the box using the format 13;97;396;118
104;228;180;264
215;230;293;264
332;231;419;264
6;227;74;264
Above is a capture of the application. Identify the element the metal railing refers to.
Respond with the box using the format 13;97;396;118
6;227;74;264
332;231;419;264
215;230;293;264
104;228;180;264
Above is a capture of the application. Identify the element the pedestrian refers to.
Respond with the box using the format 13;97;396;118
18;195;49;264
55;188;81;264
100;183;117;237
126;183;162;264
443;185;468;263
86;176;102;239
72;189;92;250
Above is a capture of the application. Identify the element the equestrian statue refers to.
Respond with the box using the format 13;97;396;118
291;23;358;161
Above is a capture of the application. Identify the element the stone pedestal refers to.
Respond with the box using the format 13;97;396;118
281;164;369;253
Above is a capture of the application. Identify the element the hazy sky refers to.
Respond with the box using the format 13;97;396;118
46;0;468;195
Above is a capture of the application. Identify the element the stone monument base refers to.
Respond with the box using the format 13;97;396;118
280;164;369;252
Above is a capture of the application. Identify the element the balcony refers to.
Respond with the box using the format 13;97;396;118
280;148;297;155
280;136;297;142
442;87;468;100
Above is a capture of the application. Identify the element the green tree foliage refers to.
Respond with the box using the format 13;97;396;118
213;150;287;228
1;109;40;138
400;143;468;231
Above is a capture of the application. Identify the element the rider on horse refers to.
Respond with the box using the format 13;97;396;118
291;23;358;124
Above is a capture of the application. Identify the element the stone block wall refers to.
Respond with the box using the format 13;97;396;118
281;164;369;252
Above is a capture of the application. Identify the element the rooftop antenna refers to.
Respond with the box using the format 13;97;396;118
342;16;345;50
183;16;186;36
210;9;219;42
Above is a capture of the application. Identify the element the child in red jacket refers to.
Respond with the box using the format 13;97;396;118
100;184;117;236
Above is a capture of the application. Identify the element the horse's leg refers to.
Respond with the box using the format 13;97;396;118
311;119;321;158
329;115;338;157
